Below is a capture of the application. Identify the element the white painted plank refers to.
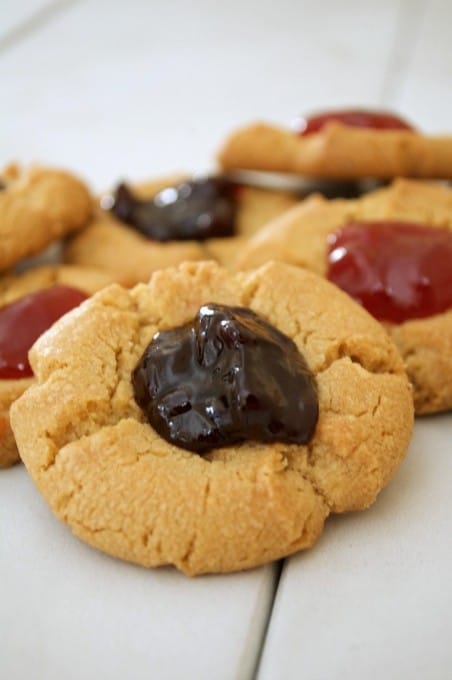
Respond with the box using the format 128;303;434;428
1;0;404;189
0;3;289;678
258;416;452;680
257;2;452;676
0;466;275;680
0;1;72;45
392;0;452;131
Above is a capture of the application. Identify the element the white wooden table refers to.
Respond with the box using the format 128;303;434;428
1;2;451;678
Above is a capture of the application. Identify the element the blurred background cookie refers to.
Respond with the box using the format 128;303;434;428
0;164;93;272
65;174;300;283
235;179;452;414
218;108;452;179
0;265;113;468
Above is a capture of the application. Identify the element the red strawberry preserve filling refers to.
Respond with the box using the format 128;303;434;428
326;222;452;323
296;109;414;136
0;285;88;379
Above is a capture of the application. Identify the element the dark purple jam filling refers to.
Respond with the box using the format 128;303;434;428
111;177;238;241
132;303;319;454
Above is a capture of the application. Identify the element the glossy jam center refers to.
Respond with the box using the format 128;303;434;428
111;177;238;241
132;304;319;453
327;222;452;323
297;109;414;136
0;285;88;379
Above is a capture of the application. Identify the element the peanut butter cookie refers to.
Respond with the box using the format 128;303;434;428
0;164;92;271
11;261;413;574
0;265;113;468
235;179;452;413
218;118;452;180
65;175;299;283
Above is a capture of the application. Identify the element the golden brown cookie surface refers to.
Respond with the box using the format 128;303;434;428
11;261;413;574
218;121;452;179
0;265;114;469
65;175;299;284
235;179;452;413
0;164;92;271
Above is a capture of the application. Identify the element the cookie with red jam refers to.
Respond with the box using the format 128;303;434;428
11;261;412;575
218;108;452;179
64;174;300;284
0;265;113;468
0;164;92;272
235;179;452;414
